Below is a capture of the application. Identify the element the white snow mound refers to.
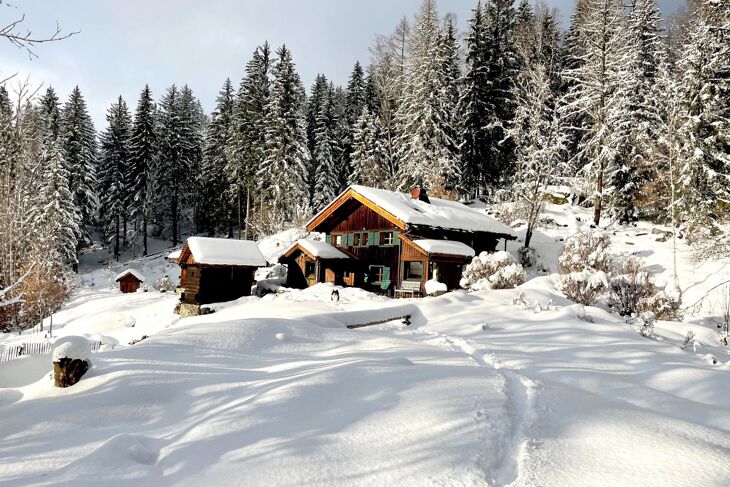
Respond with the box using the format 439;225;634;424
52;336;91;361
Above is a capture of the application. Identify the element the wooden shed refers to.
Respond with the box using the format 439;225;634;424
115;269;145;294
177;237;267;305
279;239;352;288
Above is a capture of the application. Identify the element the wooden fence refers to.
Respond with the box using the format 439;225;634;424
0;340;104;363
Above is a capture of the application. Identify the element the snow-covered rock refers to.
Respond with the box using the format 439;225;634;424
424;279;447;295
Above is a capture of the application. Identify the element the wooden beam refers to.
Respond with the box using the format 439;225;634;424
346;314;411;329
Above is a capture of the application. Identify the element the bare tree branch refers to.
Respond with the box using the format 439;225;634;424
0;6;79;59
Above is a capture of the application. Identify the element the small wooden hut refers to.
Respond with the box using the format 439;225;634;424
279;239;351;288
115;269;145;294
177;237;267;305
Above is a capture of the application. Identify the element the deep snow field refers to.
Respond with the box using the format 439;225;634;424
1;204;730;487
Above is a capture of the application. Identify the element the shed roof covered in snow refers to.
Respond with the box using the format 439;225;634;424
282;239;350;261
180;237;267;267
167;249;182;261
306;185;514;237
114;269;145;282
412;239;476;258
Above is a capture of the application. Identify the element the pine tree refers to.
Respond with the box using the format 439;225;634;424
675;0;730;238
34;138;79;267
609;0;666;223
128;85;157;256
350;107;386;187
227;42;271;239
458;2;490;196
260;45;310;225
312;84;340;212
97;96;132;260
306;74;330;198
61;86;97;250
396;0;459;193
559;0;629;225
341;61;368;189
200;79;235;236
39;87;62;142
482;0;519;189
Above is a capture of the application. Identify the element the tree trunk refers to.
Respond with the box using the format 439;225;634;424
593;162;604;226
172;189;179;246
237;181;243;240
114;214;120;261
244;185;251;240
142;212;148;256
53;357;89;388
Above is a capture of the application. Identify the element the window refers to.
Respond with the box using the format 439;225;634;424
334;235;343;246
404;261;423;281
382;231;394;246
305;261;316;278
370;265;384;283
353;233;360;247
361;232;368;246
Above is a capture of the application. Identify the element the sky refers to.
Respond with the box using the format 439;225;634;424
0;0;685;129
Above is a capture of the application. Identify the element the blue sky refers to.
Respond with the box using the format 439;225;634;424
0;0;685;128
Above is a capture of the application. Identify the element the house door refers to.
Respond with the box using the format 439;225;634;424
325;268;336;284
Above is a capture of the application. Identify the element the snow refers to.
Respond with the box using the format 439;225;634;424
413;239;475;257
289;238;349;259
310;185;515;236
114;269;145;283
166;249;181;261
424;279;447;295
186;236;268;267
51;335;91;361
3;208;730;486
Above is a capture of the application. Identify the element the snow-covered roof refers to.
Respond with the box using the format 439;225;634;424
167;249;182;260
114;269;145;282
288;239;350;259
186;237;267;267
309;185;514;236
413;239;476;257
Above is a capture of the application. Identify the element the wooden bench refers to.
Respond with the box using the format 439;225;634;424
395;280;422;298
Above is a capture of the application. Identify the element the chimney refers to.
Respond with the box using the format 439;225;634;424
410;185;430;204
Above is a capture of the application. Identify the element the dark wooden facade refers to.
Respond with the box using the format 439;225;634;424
178;247;256;305
117;273;142;294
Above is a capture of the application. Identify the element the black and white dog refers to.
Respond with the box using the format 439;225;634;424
331;289;340;303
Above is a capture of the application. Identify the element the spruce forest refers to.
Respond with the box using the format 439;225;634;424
0;0;728;329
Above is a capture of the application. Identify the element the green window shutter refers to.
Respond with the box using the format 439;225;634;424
369;231;379;246
346;233;352;246
325;234;332;245
380;267;391;290
393;232;400;245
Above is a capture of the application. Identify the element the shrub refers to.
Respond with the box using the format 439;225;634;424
558;231;612;274
518;246;537;267
460;251;527;291
609;257;655;316
557;269;609;306
638;290;681;320
154;276;175;293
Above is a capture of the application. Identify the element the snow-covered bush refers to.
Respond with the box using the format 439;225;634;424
557;269;609;306
460;251;527;291
558;231;612;274
637;290;681;320
518;246;537;267
153;275;175;293
609;257;655;316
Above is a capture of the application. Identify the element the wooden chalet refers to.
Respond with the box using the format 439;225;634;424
177;237;267;305
292;185;515;297
115;269;145;294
